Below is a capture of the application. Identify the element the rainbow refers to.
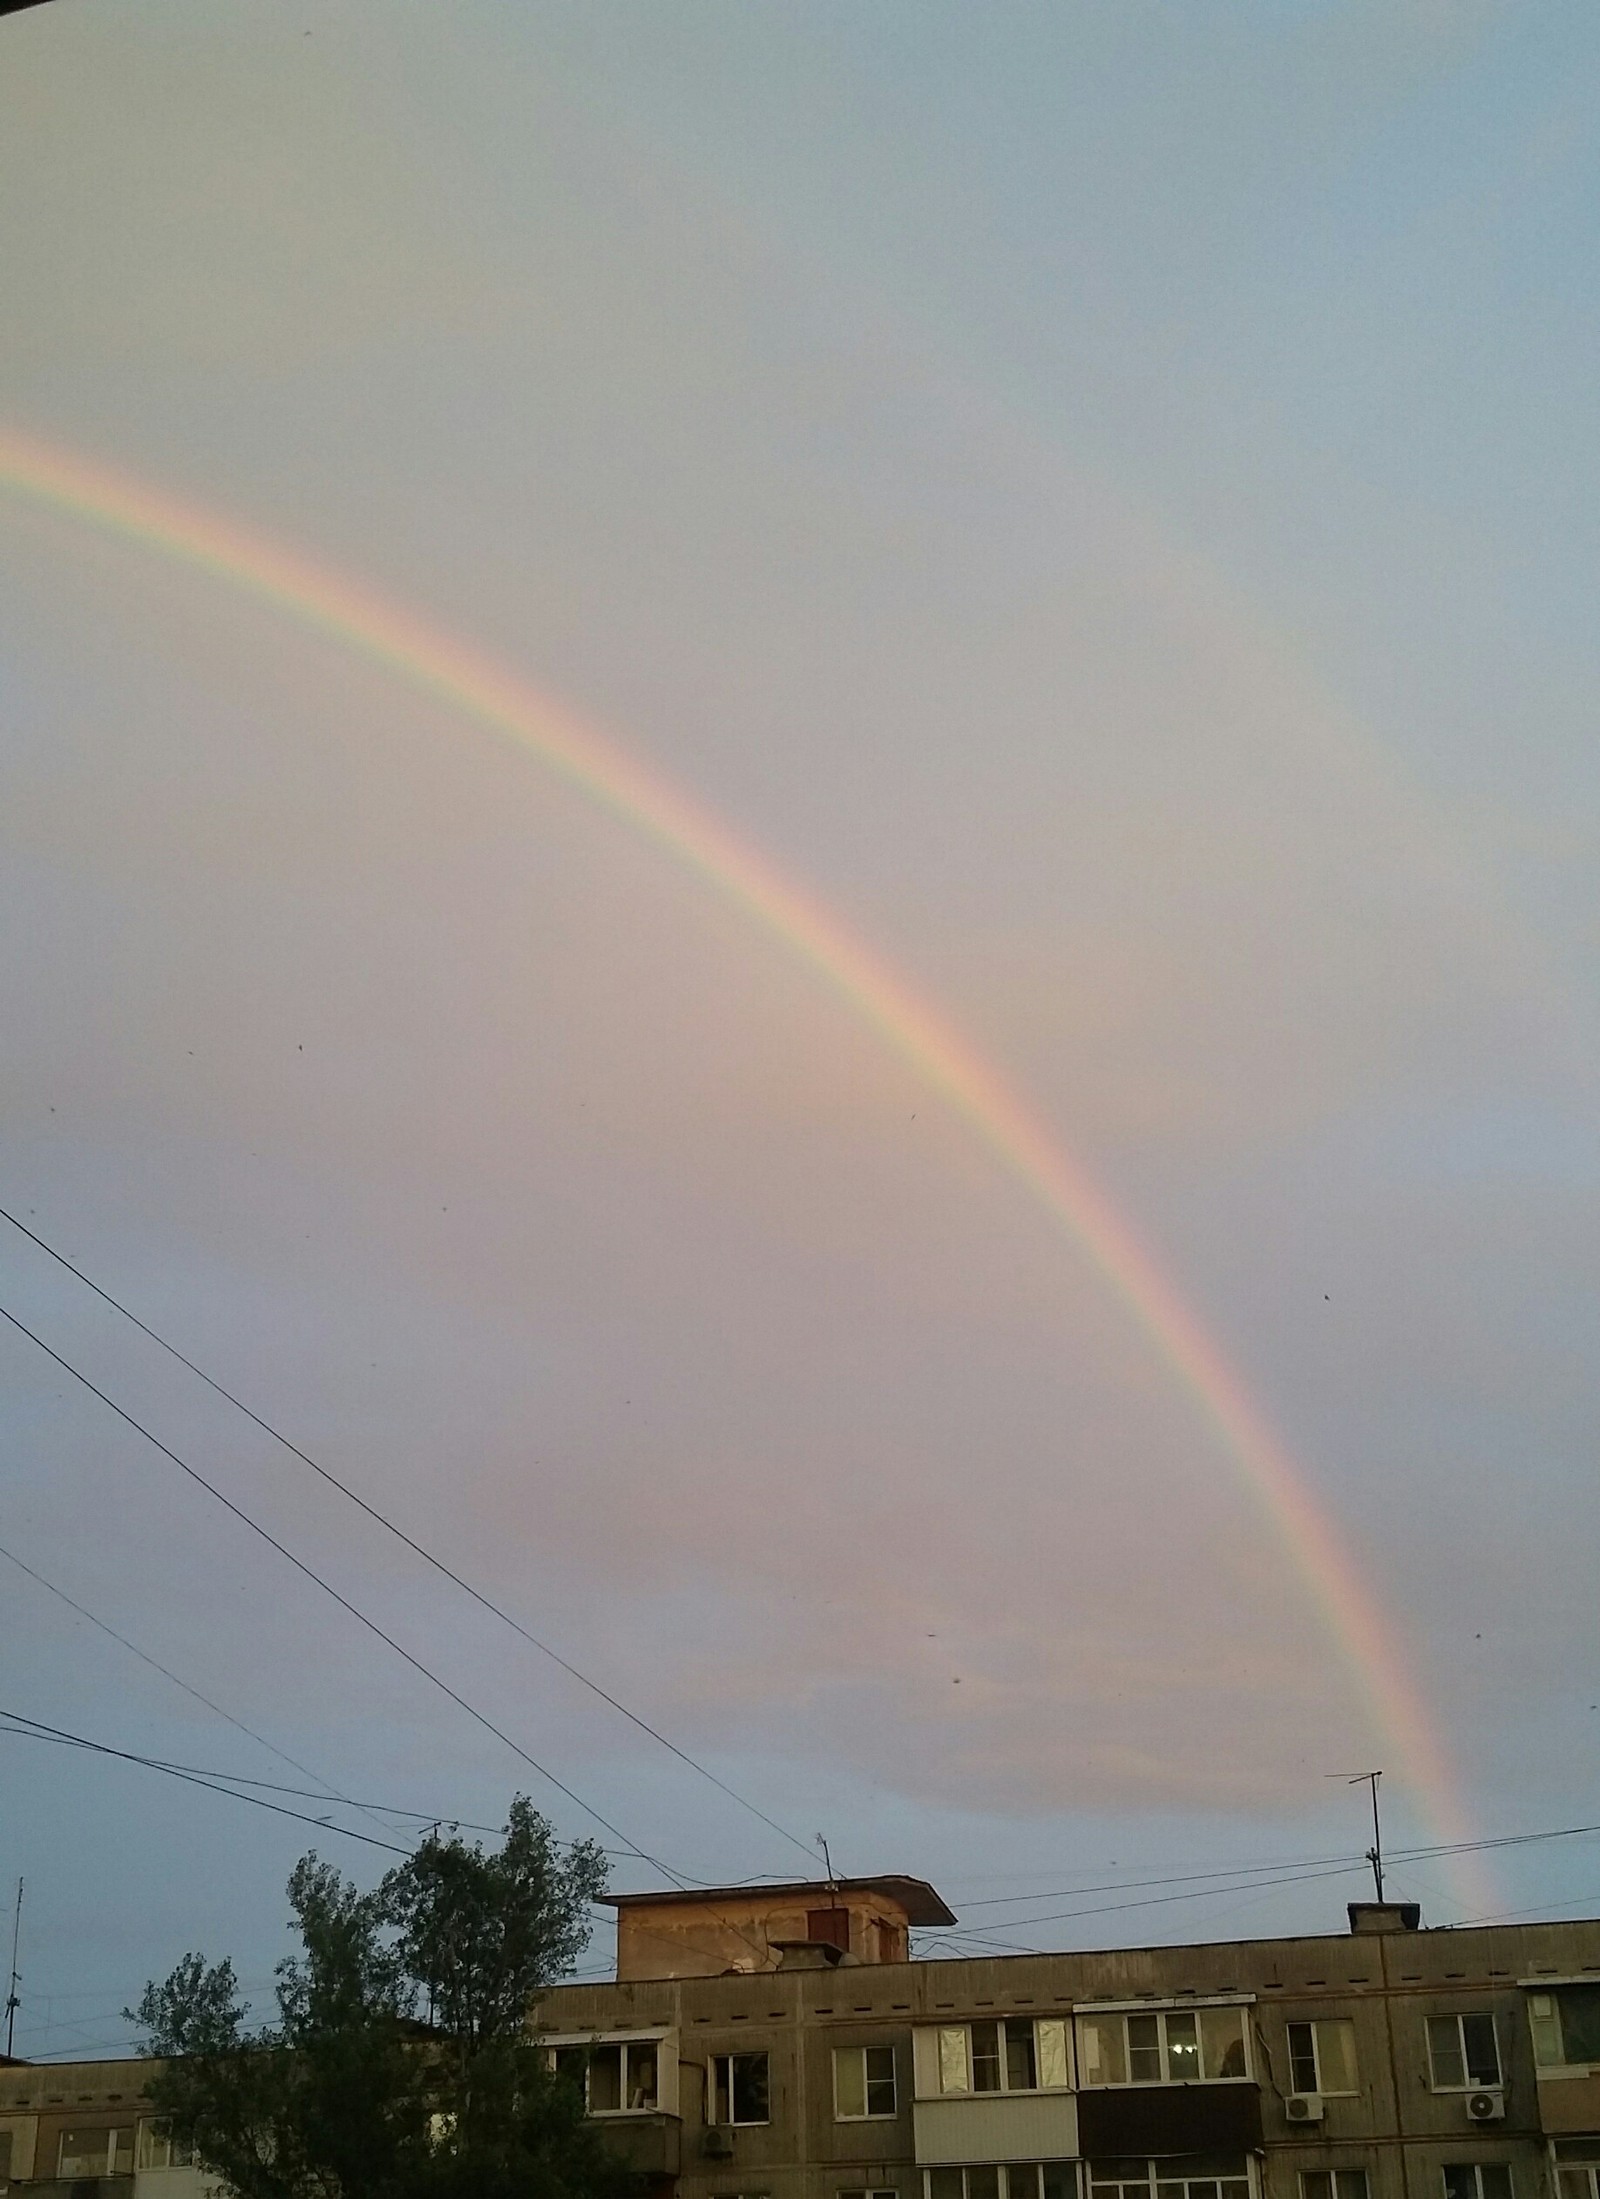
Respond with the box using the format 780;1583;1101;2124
0;424;1488;1909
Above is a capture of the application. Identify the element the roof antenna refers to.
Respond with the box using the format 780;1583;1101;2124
1328;1771;1385;1900
6;1876;21;2059
816;1834;837;1898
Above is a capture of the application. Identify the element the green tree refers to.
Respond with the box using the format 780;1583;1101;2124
130;1801;630;2199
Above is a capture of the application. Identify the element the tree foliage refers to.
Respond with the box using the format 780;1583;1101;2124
130;1801;629;2199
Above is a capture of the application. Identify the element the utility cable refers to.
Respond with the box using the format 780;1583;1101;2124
950;1822;1600;1919
932;1859;1374;1945
0;1710;411;1855
0;1716;656;1858
960;1852;1366;1907
0;1537;394;1839
0;1204;816;1868
0;1300;684;1885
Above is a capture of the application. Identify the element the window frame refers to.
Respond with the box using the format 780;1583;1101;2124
136;2118;198;2171
711;2049;772;2127
546;2030;667;2117
1285;2019;1360;2097
1529;1987;1600;2072
834;2043;898;2121
925;2165;1076;2199
1427;2014;1503;2093
1442;2166;1512;2199
1300;2172;1370;2199
1553;2139;1600;2199
1086;2154;1253;2199
1078;2005;1252;2087
932;2017;1074;2096
58;2126;134;2178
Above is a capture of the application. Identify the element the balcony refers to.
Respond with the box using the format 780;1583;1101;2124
14;2182;137;2199
914;2095;1080;2166
590;2113;682;2178
1077;2085;1263;2158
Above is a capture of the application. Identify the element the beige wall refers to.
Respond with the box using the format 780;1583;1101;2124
533;1915;1600;2199
617;1894;913;1982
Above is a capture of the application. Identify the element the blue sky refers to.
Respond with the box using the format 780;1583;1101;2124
2;0;1599;2056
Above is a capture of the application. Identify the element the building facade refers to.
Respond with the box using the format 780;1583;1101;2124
529;1884;1600;2199
3;1882;1598;2199
0;2053;208;2199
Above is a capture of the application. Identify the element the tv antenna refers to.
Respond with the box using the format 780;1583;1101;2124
816;1834;838;1897
5;1877;20;2060
1327;1771;1386;1900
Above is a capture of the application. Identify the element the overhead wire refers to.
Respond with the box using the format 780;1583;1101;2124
0;1536;395;1839
0;1710;677;1868
930;1821;1600;1923
914;1860;1381;1951
0;1709;412;1854
959;1853;1366;1907
0;1299;685;1885
0;1203;817;1868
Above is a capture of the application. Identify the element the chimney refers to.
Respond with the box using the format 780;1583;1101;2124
1348;1901;1422;1934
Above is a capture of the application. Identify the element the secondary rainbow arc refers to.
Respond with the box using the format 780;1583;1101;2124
0;424;1487;1909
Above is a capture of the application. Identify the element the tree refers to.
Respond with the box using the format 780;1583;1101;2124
130;1801;631;2199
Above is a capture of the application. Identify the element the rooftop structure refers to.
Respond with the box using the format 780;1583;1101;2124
602;1877;957;1981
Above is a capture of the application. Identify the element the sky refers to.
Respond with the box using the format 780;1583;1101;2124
2;0;1600;2058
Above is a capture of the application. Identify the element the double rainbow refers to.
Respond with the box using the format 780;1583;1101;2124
0;426;1485;1907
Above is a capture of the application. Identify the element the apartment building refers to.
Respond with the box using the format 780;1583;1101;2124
529;1879;1600;2199
3;1877;1597;2199
0;2054;206;2199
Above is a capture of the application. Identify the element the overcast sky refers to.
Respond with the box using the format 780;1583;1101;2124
3;0;1599;2057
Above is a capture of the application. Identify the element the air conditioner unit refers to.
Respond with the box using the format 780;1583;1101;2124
1285;2094;1325;2124
703;2125;736;2159
1466;2092;1505;2124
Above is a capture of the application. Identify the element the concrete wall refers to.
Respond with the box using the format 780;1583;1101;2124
617;1894;914;1982
531;1914;1600;2199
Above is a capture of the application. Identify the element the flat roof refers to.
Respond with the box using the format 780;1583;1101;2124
601;1874;958;1928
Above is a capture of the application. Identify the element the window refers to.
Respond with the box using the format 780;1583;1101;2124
58;2128;134;2178
137;2119;198;2169
1078;2008;1248;2086
1286;2021;1359;2095
711;2052;770;2126
1553;2138;1600;2199
551;2037;660;2113
933;2019;1072;2094
1530;1989;1600;2071
1427;2016;1501;2091
927;2166;1074;2199
1443;2168;1511;2199
841;2188;897;2199
835;2045;897;2119
0;2132;11;2184
1089;2155;1250;2199
1301;2174;1369;2199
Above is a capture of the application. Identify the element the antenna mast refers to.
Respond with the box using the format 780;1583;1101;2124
816;1834;838;1898
1353;1772;1384;1901
5;1877;20;2060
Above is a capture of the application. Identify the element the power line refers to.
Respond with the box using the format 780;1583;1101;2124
1446;1891;1600;1930
0;1537;394;1839
0;1710;411;1855
0;1299;683;1884
0;1712;664;1862
941;1822;1600;1921
921;1860;1376;1946
0;1203;816;1868
960;1853;1365;1907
